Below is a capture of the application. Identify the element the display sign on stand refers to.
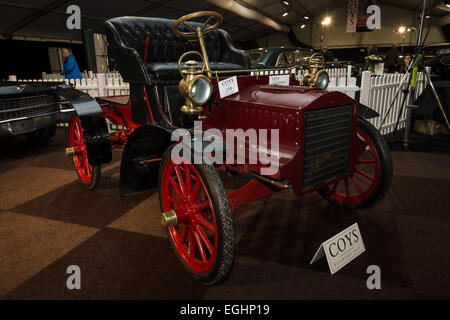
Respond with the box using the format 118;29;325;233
310;223;366;274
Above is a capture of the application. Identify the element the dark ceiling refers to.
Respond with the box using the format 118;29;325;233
0;0;448;43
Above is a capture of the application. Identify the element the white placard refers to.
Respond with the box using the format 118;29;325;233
269;74;290;86
310;223;365;274
346;0;359;33
374;63;384;75
218;76;239;98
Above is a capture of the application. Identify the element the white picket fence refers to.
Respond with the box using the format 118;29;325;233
360;70;426;135
39;71;130;97
324;66;359;99
7;67;427;135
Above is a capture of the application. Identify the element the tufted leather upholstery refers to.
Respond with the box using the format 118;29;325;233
105;16;249;82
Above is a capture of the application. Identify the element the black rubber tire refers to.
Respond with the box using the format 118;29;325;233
318;118;393;209
75;164;101;189
68;117;101;189
25;125;56;142
158;145;234;285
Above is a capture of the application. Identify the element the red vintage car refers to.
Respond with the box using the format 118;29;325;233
65;11;392;285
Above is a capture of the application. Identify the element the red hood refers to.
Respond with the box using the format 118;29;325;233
222;84;355;111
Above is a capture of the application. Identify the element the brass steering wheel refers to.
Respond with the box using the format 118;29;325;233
173;11;223;37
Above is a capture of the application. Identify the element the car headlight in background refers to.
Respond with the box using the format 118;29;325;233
314;70;329;90
189;75;213;105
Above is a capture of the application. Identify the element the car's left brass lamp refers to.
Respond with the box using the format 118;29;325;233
178;60;213;115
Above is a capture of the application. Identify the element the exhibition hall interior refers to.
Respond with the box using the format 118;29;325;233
0;0;449;301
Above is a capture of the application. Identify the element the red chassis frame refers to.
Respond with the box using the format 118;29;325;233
97;97;140;149
95;73;365;213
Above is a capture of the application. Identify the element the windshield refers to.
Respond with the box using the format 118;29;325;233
249;50;263;63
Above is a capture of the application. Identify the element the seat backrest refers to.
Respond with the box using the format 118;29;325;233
105;16;249;83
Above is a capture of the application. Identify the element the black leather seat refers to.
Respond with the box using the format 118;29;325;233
104;17;249;83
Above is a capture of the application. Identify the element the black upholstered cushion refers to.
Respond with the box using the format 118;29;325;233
105;16;249;83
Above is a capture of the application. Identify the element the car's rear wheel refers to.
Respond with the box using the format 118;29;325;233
25;125;56;142
318;118;393;209
68;117;101;189
159;145;234;285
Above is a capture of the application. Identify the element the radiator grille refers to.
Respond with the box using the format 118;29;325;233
0;94;57;121
302;105;353;189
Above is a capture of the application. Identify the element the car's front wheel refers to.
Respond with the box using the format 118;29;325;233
158;145;234;285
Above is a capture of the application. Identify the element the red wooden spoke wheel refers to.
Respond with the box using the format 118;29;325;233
69;117;101;189
159;145;233;285
319;118;393;209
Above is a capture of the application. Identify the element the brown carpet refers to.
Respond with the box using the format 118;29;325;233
0;128;449;299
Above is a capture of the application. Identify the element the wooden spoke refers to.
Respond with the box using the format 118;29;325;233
193;230;207;262
196;201;210;212
168;196;180;207
184;164;192;195
354;168;375;181
197;214;214;232
196;225;214;255
351;175;365;193
174;166;185;193
345;177;350;196
169;176;182;198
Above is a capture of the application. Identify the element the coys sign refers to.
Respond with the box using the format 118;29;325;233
310;223;365;274
346;0;359;33
347;0;381;33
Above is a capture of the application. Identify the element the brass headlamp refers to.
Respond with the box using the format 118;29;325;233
301;53;330;89
178;52;213;116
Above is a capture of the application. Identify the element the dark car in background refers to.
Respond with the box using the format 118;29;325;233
248;47;352;69
0;82;80;142
423;44;450;80
248;47;313;68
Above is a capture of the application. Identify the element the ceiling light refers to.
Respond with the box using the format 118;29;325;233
282;0;290;5
283;11;289;17
321;16;331;25
303;16;309;20
398;26;406;33
300;24;306;29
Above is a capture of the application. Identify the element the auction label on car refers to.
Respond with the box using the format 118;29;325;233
310;223;365;274
269;74;290;86
218;76;239;98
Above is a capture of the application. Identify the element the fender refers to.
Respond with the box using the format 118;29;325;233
358;103;379;119
120;125;173;195
56;85;112;166
119;124;228;195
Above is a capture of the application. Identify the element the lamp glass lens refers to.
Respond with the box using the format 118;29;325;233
316;72;329;89
190;77;212;104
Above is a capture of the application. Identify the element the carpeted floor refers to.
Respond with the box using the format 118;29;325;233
0;128;449;299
